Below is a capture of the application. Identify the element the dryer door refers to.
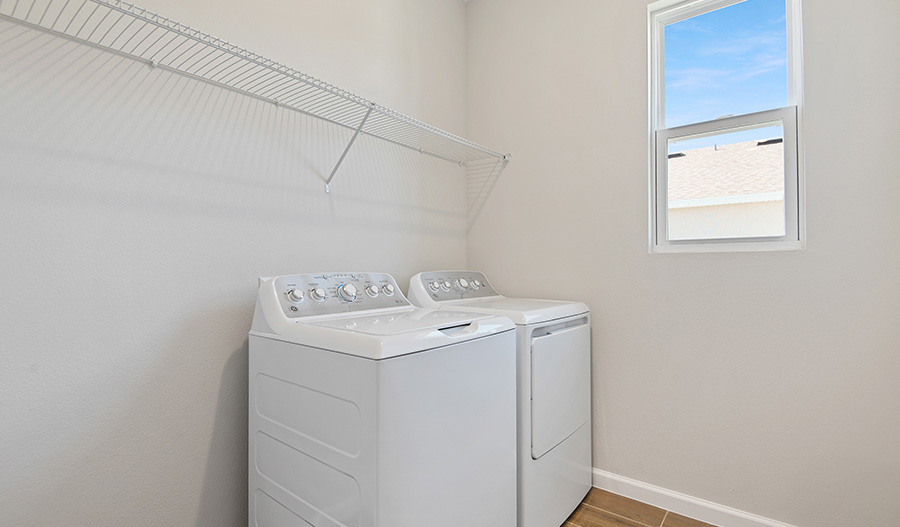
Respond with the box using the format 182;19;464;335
531;322;591;459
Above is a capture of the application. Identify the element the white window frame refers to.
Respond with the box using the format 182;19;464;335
648;0;806;253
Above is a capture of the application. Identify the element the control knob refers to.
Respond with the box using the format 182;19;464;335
337;283;357;302
310;287;327;302
286;289;305;303
454;278;469;292
441;280;452;292
365;284;379;298
382;284;395;296
428;281;440;292
472;279;482;288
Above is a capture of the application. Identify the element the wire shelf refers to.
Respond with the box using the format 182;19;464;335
0;0;509;222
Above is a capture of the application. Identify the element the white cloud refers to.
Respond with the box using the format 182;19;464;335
666;67;733;90
698;33;785;57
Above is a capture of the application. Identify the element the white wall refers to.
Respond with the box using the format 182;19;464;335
467;1;900;526
668;201;786;240
0;0;466;525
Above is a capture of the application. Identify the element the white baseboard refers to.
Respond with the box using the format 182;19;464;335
592;468;798;527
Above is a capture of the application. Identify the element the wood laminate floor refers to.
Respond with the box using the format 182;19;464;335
563;488;720;527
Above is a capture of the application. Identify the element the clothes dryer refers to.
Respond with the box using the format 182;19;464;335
249;272;517;527
408;271;592;527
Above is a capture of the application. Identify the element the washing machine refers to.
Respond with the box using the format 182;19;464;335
408;271;592;527
249;272;517;527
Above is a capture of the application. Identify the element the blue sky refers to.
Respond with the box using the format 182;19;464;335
664;0;788;150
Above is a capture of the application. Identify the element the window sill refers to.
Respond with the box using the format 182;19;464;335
651;239;805;254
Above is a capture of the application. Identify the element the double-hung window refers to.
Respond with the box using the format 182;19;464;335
649;0;804;252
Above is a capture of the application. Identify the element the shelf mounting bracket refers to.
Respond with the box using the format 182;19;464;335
325;105;373;193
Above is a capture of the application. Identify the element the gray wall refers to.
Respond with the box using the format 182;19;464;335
466;0;900;526
0;0;467;525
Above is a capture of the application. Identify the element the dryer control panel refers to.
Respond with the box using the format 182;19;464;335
271;272;410;318
412;271;499;302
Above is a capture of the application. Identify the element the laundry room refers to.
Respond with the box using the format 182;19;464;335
1;1;898;527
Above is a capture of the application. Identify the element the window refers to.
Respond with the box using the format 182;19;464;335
648;0;804;252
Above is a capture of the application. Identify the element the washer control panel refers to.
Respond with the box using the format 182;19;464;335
415;271;498;301
273;272;409;318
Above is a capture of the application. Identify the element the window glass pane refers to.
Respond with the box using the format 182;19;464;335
664;0;788;128
667;124;785;241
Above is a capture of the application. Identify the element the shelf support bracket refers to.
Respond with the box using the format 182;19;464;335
325;105;373;193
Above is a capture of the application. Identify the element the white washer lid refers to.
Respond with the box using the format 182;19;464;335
433;297;588;325
257;308;514;360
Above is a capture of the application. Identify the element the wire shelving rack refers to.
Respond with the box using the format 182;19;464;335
0;0;509;225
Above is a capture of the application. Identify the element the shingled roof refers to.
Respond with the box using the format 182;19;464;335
668;139;784;206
